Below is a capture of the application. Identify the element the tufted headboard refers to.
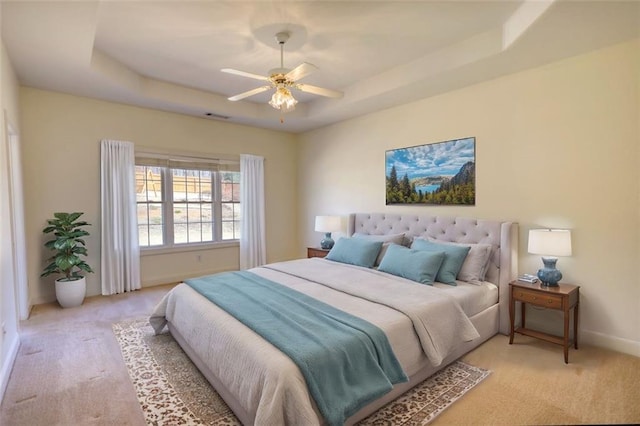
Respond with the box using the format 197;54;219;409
347;213;518;334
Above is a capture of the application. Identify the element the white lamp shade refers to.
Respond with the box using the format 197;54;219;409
528;229;572;257
315;215;342;233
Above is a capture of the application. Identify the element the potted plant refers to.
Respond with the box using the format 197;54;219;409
41;212;94;308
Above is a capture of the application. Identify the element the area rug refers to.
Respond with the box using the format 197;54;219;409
113;318;490;425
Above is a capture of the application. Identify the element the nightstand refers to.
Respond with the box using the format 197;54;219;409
307;247;330;258
509;280;580;363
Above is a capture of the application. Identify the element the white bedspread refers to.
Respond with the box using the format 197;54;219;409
264;258;479;366
149;258;480;425
434;281;499;317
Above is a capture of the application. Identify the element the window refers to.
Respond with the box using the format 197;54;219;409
135;154;240;249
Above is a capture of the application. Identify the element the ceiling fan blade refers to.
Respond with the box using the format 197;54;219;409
296;84;343;99
228;86;271;101
285;62;318;82
221;68;269;81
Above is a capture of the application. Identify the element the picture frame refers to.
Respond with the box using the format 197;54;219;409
385;137;475;205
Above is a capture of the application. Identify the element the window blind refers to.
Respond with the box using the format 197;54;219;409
135;152;239;172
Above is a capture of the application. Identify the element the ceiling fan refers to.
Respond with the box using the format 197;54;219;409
222;31;343;114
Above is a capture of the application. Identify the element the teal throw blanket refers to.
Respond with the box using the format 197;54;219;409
185;271;407;426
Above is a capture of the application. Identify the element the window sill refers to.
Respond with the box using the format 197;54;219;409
140;241;239;256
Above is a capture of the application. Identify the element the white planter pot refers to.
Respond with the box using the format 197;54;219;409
55;276;86;308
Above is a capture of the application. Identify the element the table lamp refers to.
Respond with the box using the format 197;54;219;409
314;215;342;250
527;229;572;286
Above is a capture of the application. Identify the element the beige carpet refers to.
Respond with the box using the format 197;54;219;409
113;318;489;425
1;284;639;425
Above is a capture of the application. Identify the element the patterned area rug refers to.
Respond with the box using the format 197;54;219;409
113;318;490;425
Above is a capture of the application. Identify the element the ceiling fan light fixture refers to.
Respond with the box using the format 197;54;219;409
269;87;297;112
222;30;342;121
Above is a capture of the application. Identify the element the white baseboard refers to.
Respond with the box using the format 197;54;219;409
581;329;640;358
0;333;20;404
31;269;237;304
141;268;236;288
31;296;58;306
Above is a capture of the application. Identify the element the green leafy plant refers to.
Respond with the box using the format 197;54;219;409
41;212;94;282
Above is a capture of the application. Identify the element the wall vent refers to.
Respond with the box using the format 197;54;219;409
204;112;230;120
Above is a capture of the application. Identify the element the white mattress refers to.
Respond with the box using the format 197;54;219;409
434;281;499;318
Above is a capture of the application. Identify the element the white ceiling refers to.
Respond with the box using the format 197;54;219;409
2;1;638;133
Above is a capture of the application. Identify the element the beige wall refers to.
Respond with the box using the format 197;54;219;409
20;89;299;304
297;40;640;356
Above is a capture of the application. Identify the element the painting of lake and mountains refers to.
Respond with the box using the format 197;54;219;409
385;137;475;205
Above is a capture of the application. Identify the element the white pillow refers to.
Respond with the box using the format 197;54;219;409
426;238;493;285
352;233;405;266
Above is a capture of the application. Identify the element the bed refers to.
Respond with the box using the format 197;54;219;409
150;213;518;425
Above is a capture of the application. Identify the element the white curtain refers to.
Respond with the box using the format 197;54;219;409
240;154;266;270
100;140;141;294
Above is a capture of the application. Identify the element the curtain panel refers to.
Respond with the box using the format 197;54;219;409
240;154;266;270
100;139;141;294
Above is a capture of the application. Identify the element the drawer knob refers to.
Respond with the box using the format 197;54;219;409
547;299;553;304
532;296;537;300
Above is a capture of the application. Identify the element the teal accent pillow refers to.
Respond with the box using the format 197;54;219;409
352;233;405;266
325;238;383;268
411;239;471;286
377;243;445;285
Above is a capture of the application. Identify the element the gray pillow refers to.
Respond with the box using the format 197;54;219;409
426;238;493;285
352;233;405;266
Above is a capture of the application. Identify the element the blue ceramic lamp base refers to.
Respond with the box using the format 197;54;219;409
537;257;562;287
320;233;335;250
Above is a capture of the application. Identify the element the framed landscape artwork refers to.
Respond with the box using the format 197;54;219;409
385;137;476;205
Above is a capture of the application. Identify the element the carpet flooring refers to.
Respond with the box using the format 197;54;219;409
113;318;490;425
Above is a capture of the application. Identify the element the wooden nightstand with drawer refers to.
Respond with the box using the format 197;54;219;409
509;280;580;363
307;247;330;259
